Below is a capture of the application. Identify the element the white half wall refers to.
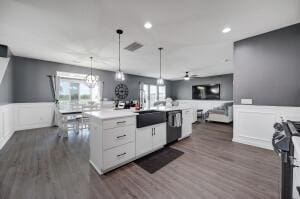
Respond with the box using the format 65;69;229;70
177;100;233;122
0;102;55;150
233;105;300;150
0;57;10;84
13;103;55;131
0;104;14;150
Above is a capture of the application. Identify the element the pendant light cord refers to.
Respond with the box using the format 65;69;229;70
118;32;121;72
159;47;163;79
90;56;93;76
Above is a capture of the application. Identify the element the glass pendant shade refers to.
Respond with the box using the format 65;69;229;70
115;29;125;82
157;47;164;85
157;78;164;85
86;74;98;88
115;70;125;81
86;56;98;88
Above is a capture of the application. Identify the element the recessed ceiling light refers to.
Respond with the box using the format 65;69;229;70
222;27;231;33
144;22;152;29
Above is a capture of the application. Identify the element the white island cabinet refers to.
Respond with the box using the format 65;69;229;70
87;110;138;175
136;123;166;158
181;108;193;139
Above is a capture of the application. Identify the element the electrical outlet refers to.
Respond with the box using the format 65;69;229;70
241;99;252;105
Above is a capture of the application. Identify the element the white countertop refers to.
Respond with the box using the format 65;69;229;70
135;105;192;112
86;109;138;120
85;105;192;120
155;106;192;112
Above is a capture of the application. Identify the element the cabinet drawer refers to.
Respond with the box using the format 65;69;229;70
103;117;135;129
103;125;135;150
103;142;135;170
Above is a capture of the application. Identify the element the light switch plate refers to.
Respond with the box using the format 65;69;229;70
241;99;253;105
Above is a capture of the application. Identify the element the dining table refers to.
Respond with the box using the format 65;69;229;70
56;108;83;137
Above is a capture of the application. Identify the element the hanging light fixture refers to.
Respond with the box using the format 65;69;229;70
115;29;125;81
86;56;99;88
184;71;190;80
157;47;164;85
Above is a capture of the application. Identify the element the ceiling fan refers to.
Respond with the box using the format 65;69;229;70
183;72;201;80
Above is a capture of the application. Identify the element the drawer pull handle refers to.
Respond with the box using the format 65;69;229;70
117;152;127;157
116;134;126;139
116;121;126;124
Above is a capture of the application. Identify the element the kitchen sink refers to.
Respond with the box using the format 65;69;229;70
138;110;160;114
136;110;166;128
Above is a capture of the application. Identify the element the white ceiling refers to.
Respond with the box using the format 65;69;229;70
0;0;299;80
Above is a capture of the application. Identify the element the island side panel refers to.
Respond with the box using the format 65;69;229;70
89;115;103;174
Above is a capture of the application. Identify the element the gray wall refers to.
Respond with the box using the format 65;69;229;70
170;74;233;100
0;57;14;104
12;56;172;103
234;23;300;106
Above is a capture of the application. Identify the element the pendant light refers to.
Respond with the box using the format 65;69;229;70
157;47;164;85
184;71;190;80
86;56;98;88
115;29;125;81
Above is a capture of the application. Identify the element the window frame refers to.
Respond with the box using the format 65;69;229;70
57;71;102;105
142;84;166;109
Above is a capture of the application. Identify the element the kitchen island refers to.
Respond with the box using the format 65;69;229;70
87;106;193;175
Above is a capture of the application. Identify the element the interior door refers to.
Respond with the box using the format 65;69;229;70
136;126;153;157
152;123;166;149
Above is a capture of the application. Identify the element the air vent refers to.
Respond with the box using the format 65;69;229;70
124;42;143;52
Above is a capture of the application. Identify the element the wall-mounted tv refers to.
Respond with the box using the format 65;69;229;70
192;84;220;100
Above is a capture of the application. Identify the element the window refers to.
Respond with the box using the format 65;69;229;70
142;84;166;109
143;84;149;109
149;85;157;108
57;71;102;106
158;86;166;101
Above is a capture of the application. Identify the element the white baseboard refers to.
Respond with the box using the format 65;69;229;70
233;105;300;150
232;136;272;150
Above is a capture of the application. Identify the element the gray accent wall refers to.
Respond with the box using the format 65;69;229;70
170;74;233;100
234;23;300;106
0;57;14;104
12;56;172;103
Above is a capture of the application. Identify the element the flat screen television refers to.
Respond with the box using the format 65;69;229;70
192;84;220;100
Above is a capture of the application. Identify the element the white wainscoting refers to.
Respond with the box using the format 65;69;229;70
0;57;10;84
13;103;55;131
176;100;233;122
0;104;14;150
233;105;300;150
0;102;55;150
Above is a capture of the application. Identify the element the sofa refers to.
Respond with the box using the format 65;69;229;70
206;102;233;123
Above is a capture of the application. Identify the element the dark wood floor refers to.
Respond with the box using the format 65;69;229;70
0;122;280;199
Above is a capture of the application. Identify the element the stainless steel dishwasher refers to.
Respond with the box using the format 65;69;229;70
166;110;182;144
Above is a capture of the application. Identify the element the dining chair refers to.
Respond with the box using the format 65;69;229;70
79;103;101;130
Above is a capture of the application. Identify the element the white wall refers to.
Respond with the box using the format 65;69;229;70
233;105;300;150
0;102;55;150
